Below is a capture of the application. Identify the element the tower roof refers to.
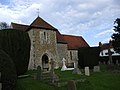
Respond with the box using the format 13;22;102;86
29;16;57;30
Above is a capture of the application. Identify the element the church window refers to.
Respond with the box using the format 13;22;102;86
44;32;46;40
39;31;50;44
70;51;72;60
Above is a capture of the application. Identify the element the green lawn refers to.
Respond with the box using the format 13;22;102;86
16;65;120;90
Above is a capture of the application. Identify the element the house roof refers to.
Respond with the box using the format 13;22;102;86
100;43;113;50
63;35;90;50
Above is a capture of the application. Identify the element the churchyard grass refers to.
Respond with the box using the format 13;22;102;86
16;65;120;90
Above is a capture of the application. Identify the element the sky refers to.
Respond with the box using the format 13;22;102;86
0;0;120;46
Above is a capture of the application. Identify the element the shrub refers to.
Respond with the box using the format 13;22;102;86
78;47;100;69
0;29;31;75
0;50;17;90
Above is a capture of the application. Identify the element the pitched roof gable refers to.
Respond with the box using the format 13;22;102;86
63;35;89;50
29;16;57;30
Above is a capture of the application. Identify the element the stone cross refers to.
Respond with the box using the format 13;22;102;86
67;80;77;90
0;72;2;90
50;58;59;83
85;67;90;76
36;65;42;80
72;59;82;74
61;58;67;71
50;58;55;75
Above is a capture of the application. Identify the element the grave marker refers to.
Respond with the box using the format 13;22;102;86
93;66;100;72
61;58;67;71
67;80;77;90
85;67;90;76
36;65;42;80
72;59;82;74
50;59;59;83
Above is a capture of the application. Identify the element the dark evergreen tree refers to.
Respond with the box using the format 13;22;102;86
0;29;31;75
112;18;120;53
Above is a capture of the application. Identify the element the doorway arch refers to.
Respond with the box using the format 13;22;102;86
42;54;49;71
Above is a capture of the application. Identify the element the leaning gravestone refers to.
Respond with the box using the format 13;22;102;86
85;67;90;76
36;65;42;80
72;59;82;74
0;72;1;90
67;80;77;90
93;66;100;72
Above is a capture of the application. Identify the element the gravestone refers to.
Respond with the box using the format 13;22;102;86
72;59;82;74
50;59;59;83
85;67;90;76
0;72;1;90
61;58;67;71
36;65;42;80
93;66;100;72
67;80;77;90
116;60;119;65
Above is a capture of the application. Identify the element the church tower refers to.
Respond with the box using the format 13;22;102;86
28;16;59;71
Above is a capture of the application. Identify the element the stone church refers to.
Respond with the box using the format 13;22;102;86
11;16;89;71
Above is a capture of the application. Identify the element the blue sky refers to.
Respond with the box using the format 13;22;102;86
0;0;120;46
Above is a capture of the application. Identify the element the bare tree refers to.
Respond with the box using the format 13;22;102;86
0;22;9;30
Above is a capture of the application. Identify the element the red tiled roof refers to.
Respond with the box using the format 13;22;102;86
11;17;89;47
56;31;67;44
11;22;29;31
29;16;57;30
63;35;89;50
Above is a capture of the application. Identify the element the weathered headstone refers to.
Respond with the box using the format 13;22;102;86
85;67;90;76
0;72;2;90
50;59;59;83
72;59;82;74
36;65;42;80
61;58;67;71
67;80;77;90
50;59;55;75
116;60;119;65
93;66;100;72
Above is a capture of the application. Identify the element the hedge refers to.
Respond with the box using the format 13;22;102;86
78;47;100;69
0;29;31;75
0;50;17;90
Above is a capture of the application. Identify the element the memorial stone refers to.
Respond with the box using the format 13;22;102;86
67;80;77;90
85;67;90;76
50;59;59;83
61;58;67;71
36;65;42;80
72;59;82;74
93;66;100;72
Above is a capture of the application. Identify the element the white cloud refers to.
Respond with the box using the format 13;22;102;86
0;0;120;46
95;29;114;38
